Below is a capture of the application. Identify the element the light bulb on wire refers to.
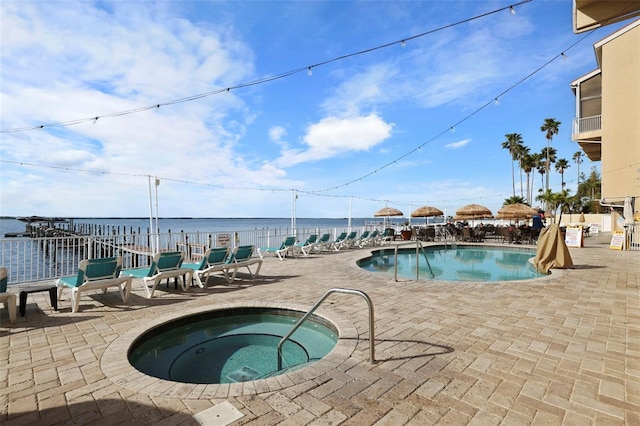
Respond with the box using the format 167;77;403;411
510;6;516;15
307;67;312;76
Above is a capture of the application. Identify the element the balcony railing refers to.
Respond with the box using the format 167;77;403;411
573;115;602;134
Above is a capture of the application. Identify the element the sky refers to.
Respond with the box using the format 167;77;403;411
0;1;633;219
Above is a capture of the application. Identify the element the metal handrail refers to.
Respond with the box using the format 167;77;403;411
393;240;435;281
277;288;375;370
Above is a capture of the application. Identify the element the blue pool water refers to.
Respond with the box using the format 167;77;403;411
128;308;338;384
358;245;544;282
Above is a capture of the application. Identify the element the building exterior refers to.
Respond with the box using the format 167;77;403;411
572;0;640;33
570;2;639;230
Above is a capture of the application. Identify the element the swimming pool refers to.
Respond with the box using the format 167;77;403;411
358;245;544;282
128;307;338;384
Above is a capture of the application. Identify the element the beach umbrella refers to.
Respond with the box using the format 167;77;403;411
411;205;444;225
374;207;404;217
374;206;403;228
454;204;494;225
623;196;635;225
456;204;493;218
496;203;538;220
411;206;443;218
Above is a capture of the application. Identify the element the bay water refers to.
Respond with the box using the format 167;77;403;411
1;217;388;236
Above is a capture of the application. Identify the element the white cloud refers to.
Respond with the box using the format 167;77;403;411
0;1;603;217
321;64;399;116
274;114;393;167
269;125;288;147
445;139;471;149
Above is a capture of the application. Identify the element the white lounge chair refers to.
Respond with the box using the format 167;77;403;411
332;231;357;251
182;247;235;287
258;236;297;260
295;234;318;256
0;267;16;323
352;230;370;248
56;257;132;313
327;232;348;251
358;230;379;247
228;245;262;280
312;233;332;253
122;251;193;298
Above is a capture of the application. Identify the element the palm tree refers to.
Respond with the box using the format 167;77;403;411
573;151;584;192
539;146;556;189
501;133;523;197
534;151;546;194
504;195;526;205
536;189;570;223
555;158;570;189
520;151;535;204
515;144;529;199
540;118;561;192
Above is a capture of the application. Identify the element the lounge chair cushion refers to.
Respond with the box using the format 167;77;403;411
58;257;121;288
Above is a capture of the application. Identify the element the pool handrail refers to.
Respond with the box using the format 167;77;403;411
277;288;375;370
393;241;435;281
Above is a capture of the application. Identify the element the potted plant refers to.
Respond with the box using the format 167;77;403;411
400;221;413;240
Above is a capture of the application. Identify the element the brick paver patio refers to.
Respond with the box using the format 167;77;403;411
1;232;638;425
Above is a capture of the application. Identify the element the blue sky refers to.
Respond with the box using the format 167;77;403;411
0;1;630;219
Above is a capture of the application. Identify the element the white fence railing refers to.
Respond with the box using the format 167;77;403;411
573;115;602;134
627;224;640;251
1;226;381;285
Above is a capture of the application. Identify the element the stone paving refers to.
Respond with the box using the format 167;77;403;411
1;233;638;425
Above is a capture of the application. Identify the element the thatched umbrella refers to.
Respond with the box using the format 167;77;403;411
496;203;538;220
456;204;493;217
454;204;493;226
374;207;403;217
411;205;444;226
411;206;443;218
374;206;403;228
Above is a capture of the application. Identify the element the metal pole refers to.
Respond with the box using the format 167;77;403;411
292;189;297;236
147;176;155;254
416;242;419;280
277;288;376;369
394;244;399;281
155;176;160;252
348;197;352;232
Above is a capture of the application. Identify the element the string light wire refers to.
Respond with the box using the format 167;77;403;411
307;29;599;194
0;0;531;134
1;1;612;209
0;158;515;207
0;27;600;208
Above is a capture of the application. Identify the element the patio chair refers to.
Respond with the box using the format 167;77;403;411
328;232;348;251
333;231;358;251
312;233;332;253
380;228;395;244
122;251;193;298
56;257;132;313
182;247;234;287
424;227;436;241
227;245;263;280
352;230;370;248
462;228;474;242
258;236;298;260
358;230;379;247
295;234;318;256
0;267;16;323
